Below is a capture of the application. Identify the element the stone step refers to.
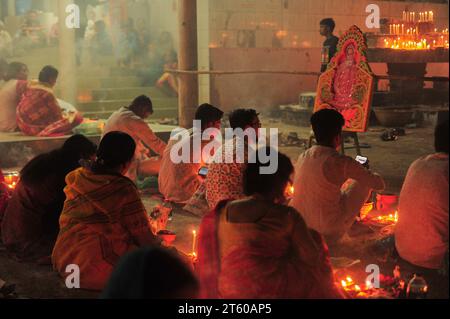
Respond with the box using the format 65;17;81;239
76;98;178;113
77;76;142;89
85;87;175;100
109;67;141;77
82;107;178;120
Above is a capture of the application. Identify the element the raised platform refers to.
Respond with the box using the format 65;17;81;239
0;124;177;169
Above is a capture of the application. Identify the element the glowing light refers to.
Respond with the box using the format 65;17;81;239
3;172;19;190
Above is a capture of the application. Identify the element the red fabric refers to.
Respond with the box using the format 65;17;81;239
197;203;343;299
15;83;78;137
197;208;221;299
0;170;10;228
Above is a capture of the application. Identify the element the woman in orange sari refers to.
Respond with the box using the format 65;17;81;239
197;148;343;299
52;132;160;291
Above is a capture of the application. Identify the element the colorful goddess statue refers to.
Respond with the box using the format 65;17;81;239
314;25;375;132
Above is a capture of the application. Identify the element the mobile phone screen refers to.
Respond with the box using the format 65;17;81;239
356;156;368;165
198;167;209;177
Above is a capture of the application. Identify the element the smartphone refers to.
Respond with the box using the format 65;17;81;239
356;156;369;165
198;167;209;177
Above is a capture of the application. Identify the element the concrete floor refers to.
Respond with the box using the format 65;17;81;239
1;119;446;299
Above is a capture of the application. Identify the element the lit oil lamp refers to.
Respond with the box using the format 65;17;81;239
3;172;19;190
339;275;372;298
373;211;399;225
189;230;198;263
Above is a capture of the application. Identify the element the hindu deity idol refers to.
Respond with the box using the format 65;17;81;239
332;43;358;110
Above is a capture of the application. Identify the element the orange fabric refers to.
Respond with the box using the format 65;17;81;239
51;168;159;291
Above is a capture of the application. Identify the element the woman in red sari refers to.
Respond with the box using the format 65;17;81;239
197;148;343;299
16;65;82;137
0;170;10;223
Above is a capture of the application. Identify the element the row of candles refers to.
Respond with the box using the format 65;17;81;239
384;37;449;50
402;11;434;23
389;25;448;36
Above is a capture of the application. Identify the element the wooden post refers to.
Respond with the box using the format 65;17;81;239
178;0;199;128
58;0;77;105
7;0;15;16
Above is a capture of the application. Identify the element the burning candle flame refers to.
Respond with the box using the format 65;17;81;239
3;172;19;190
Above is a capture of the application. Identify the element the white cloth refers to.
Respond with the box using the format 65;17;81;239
103;107;167;180
0;80;20;132
291;145;385;239
158;129;208;204
395;153;449;269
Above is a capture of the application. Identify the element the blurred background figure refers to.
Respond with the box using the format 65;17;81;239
1;135;96;264
0;21;13;58
102;247;199;299
14;10;46;54
116;19;140;67
0;62;29;132
90;20;113;65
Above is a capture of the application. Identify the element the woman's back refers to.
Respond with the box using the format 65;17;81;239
52;167;158;290
1;150;78;262
218;199;295;258
215;199;338;299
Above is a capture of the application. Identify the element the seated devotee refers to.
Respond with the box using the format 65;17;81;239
137;42;165;86
205;109;261;209
90;20;113;64
156;50;179;96
0;21;13;58
16;65;83;137
103;95;167;182
197;148;343;299
159;104;224;204
395;120;449;270
101;247;199;299
0;58;8;85
52;132;161;291
1;135;96;263
291;109;385;243
0;62;29;132
116;19;140;67
14;10;46;53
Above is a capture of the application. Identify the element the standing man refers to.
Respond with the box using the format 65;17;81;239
320;18;339;73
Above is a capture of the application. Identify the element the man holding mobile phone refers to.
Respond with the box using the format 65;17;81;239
291;109;385;244
159;104;224;204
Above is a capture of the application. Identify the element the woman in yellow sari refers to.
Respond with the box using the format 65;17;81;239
197;148;343;299
52;132;160;291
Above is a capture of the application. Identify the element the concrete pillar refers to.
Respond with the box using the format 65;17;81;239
58;0;77;104
178;0;199;128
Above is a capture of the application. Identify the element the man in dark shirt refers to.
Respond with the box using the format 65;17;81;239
320;18;339;73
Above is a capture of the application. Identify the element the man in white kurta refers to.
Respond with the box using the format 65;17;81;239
103;96;167;181
395;121;449;270
291;109;385;242
158;104;223;204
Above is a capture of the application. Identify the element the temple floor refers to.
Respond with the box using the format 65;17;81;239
1;123;448;299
